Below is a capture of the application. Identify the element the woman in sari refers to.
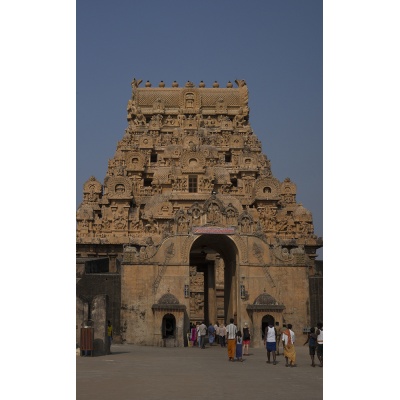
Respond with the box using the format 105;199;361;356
282;323;296;367
190;323;197;347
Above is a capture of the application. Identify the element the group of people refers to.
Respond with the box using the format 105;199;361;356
264;321;296;367
189;319;250;361
189;319;323;368
264;321;323;368
303;322;323;367
189;321;229;349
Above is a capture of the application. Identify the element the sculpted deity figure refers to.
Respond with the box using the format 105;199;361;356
233;108;246;127
134;108;146;126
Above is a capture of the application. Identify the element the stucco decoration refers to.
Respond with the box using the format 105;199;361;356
152;292;186;311
126;151;146;171
158;292;179;305
254;177;281;199
83;176;102;203
76;204;94;221
247;292;285;312
181;150;206;172
105;177;133;200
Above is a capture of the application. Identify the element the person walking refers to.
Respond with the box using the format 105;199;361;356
226;318;237;361
235;330;244;362
107;320;113;354
199;321;207;349
190;323;197;347
304;327;318;367
208;323;216;346
242;322;251;356
196;322;201;348
282;323;296;367
275;322;282;355
264;321;277;365
316;322;323;367
214;322;220;345
219;323;226;347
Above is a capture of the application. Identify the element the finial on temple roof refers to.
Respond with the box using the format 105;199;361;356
235;79;247;87
131;78;142;88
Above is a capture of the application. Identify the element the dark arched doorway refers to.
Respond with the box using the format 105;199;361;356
162;313;176;338
189;234;238;326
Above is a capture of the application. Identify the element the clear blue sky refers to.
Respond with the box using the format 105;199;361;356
77;0;323;257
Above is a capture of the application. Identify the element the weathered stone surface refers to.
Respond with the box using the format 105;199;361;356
76;78;322;348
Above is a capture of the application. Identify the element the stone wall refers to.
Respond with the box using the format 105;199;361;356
76;273;121;346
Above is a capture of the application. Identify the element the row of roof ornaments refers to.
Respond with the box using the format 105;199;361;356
130;78;247;89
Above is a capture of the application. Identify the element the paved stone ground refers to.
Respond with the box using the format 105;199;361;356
76;342;323;400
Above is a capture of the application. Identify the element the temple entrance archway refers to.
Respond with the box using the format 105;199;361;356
162;313;176;338
189;234;238;327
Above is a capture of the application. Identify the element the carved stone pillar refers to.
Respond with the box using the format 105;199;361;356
207;262;216;325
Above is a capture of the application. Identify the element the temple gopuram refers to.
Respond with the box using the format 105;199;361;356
76;78;322;352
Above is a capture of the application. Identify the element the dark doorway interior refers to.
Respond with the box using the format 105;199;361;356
162;314;176;338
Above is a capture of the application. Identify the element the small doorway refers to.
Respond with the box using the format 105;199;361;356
162;314;176;338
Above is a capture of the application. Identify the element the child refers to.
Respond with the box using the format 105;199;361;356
303;327;318;367
235;330;243;362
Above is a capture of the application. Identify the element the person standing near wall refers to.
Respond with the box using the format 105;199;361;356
199;321;207;349
107;320;113;354
235;330;243;362
226;318;237;361
208;323;216;346
303;326;318;367
316;322;323;367
219;323;226;347
264;321;277;365
242;322;251;356
275;322;282;355
196;322;201;348
282;323;296;367
214;322;220;345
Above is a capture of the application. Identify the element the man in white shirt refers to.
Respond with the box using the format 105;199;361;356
264;322;277;365
198;321;207;349
316;322;323;367
226;318;237;361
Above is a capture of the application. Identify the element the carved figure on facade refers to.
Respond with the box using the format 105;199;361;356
233;107;246;127
225;204;239;226
187;202;203;225
82;176;102;203
206;202;222;225
153;98;165;113
114;215;127;230
238;211;253;234
144;214;160;234
149;114;163;129
242;176;255;194
133;108;146;126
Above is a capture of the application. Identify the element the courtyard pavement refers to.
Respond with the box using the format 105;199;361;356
76;342;323;400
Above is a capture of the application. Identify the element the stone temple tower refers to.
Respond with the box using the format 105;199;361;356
76;78;322;349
